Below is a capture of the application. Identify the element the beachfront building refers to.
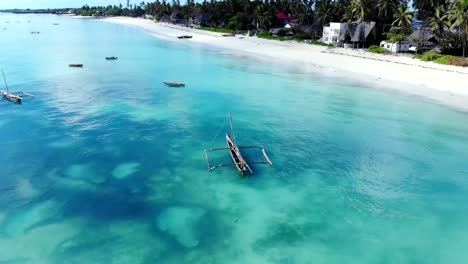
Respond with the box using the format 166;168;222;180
193;14;210;27
380;27;435;53
409;28;436;52
322;20;376;48
341;19;377;49
275;12;293;26
321;23;346;46
144;14;155;20
380;40;412;53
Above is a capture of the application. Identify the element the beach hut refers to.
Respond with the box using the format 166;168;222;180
159;14;170;23
193;14;210;27
340;19;377;49
275;12;292;26
408;28;436;52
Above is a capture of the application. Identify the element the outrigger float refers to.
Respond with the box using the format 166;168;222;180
1;70;34;104
204;113;273;176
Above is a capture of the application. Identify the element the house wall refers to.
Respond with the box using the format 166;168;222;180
380;41;411;53
322;23;346;45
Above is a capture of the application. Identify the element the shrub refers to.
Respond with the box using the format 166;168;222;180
257;32;287;41
199;27;234;34
420;51;442;62
293;32;310;41
384;32;406;43
433;55;455;65
368;45;389;54
434;56;468;66
310;40;330;46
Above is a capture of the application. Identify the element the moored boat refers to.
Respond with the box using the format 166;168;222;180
204;113;273;176
105;56;118;60
1;90;22;104
69;64;83;68
226;133;250;175
163;81;185;87
177;35;192;39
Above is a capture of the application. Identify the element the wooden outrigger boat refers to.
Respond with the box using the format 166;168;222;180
177;35;192;39
1;70;34;105
1;90;22;104
163;81;185;88
69;64;83;68
204;113;273;176
105;56;118;60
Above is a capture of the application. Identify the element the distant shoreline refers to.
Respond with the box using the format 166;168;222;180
102;16;468;112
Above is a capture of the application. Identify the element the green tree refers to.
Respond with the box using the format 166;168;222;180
351;0;368;20
393;4;413;31
449;0;468;56
427;6;451;36
376;0;396;18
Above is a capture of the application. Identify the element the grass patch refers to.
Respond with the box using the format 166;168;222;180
309;40;330;46
257;32;287;41
199;27;234;34
416;51;468;66
433;55;455;64
368;45;389;54
434;55;468;66
420;50;442;61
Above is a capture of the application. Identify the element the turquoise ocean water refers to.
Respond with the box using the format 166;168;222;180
1;13;468;263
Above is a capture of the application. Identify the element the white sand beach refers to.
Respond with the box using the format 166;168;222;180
103;17;468;110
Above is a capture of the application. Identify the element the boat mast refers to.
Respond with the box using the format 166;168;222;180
229;112;236;143
2;70;8;92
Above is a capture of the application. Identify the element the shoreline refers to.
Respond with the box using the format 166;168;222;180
101;17;468;112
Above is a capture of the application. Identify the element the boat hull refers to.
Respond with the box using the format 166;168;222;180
1;91;22;104
226;134;247;175
163;82;185;87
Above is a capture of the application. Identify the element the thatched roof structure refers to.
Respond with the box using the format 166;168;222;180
407;28;435;47
340;19;376;43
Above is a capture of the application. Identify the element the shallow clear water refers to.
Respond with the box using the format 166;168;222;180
1;14;468;264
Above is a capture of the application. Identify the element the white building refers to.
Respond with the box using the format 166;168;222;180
380;40;412;53
145;14;155;20
321;23;346;46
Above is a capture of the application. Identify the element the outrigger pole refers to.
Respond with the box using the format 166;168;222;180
229;112;235;143
2;70;8;92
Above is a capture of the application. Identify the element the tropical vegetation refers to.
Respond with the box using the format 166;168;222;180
76;0;468;58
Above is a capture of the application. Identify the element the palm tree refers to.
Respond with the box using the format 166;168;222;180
413;0;436;11
351;0;367;20
393;4;413;32
427;6;451;36
254;4;271;30
449;0;468;56
376;0;396;18
315;1;334;24
342;5;355;23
